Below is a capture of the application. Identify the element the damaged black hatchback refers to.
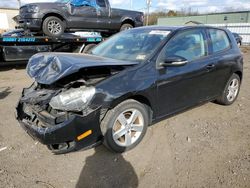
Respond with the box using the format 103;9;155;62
16;26;243;154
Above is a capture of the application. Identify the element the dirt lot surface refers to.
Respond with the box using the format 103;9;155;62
0;47;250;188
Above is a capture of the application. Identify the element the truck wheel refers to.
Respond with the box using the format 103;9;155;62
216;73;241;105
101;99;149;153
120;23;133;31
42;16;65;37
82;43;97;53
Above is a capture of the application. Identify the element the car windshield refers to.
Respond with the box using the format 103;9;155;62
91;29;172;62
55;0;70;3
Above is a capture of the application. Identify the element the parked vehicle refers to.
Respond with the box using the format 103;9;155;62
18;0;144;37
1;29;29;37
233;33;243;46
0;30;102;63
16;26;243;154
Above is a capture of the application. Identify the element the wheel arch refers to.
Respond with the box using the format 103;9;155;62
107;94;154;124
42;13;66;26
234;70;242;81
121;18;135;27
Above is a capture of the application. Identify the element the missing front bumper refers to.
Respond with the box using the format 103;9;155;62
16;101;103;153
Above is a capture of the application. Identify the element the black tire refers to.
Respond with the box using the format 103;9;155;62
42;16;65;37
101;99;149;153
82;43;97;53
120;23;133;31
216;73;241;105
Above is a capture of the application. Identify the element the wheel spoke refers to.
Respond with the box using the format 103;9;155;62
131;124;143;132
117;113;127;126
125;132;132;145
232;79;237;86
228;91;234;100
128;110;139;124
113;127;126;140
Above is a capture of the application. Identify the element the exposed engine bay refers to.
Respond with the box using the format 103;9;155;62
18;65;126;126
16;52;138;153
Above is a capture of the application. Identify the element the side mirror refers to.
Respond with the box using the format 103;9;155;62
159;56;188;67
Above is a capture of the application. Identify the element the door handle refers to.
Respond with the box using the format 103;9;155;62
206;64;215;71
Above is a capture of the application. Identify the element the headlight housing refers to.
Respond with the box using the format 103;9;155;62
49;86;96;112
27;5;39;13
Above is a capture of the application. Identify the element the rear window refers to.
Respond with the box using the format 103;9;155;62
209;29;230;53
96;0;106;7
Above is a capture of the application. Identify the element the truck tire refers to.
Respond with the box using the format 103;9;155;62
82;43;97;53
120;23;133;31
42;16;65;37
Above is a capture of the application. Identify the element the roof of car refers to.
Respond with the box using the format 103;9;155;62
135;25;228;32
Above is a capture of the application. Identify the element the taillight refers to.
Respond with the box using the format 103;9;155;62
140;15;144;22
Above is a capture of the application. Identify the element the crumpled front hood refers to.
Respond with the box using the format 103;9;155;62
27;53;138;85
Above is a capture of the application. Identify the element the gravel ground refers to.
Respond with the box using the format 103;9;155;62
0;47;249;188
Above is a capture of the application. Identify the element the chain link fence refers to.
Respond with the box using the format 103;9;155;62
208;23;250;45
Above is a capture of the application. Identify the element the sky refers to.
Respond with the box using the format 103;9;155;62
0;0;250;13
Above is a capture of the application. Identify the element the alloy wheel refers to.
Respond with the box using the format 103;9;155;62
112;109;144;147
48;20;62;35
226;78;239;102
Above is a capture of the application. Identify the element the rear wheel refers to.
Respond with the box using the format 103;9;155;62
101;99;149;153
120;23;133;31
42;16;65;37
82;43;97;53
216;73;241;105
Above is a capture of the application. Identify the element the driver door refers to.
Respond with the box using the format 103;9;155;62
67;0;98;29
156;28;215;118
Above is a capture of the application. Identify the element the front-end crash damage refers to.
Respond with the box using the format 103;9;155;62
16;52;137;154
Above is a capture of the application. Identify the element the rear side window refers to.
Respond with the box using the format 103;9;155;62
209;29;230;53
96;0;106;7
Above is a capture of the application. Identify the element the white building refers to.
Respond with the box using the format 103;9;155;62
0;8;19;30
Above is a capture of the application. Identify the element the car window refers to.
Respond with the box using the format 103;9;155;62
96;0;106;7
71;0;93;7
209;29;230;53
158;29;206;62
91;29;171;62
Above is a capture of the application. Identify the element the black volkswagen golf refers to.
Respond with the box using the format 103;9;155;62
16;26;243;154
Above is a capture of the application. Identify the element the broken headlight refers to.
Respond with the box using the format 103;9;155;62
49;86;95;112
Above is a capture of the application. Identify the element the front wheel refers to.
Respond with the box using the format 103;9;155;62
216;73;241;105
42;16;65;37
101;99;149;153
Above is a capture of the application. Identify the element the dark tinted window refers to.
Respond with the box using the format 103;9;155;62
96;0;106;7
158;29;206;62
209;29;230;53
